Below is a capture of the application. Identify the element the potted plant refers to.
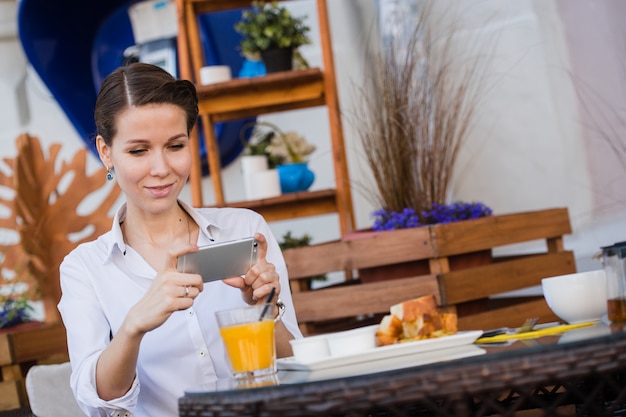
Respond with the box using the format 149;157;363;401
349;3;492;228
278;231;326;289
235;1;311;73
242;121;316;193
0;294;34;330
0;272;35;330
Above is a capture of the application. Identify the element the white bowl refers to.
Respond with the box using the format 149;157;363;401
326;325;377;357
541;270;608;324
289;334;330;363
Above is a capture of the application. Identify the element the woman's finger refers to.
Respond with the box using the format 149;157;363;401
254;232;268;262
163;242;198;272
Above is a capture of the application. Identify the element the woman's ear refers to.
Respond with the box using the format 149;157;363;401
96;135;112;168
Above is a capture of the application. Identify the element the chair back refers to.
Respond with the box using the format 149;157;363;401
25;362;84;417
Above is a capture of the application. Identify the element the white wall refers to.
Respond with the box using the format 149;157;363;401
1;0;625;280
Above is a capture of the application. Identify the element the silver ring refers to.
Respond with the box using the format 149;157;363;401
184;286;189;297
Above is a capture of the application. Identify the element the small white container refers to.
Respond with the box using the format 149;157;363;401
289;334;330;363
240;155;268;175
199;65;232;85
244;169;281;200
326;325;377;357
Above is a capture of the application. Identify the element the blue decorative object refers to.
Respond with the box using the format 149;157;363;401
276;162;315;193
238;59;266;78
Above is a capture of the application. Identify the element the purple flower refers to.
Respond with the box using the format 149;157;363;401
372;202;492;231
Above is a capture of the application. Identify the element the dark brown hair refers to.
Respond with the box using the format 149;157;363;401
94;63;199;146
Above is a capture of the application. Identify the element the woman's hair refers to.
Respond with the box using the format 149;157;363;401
94;63;199;146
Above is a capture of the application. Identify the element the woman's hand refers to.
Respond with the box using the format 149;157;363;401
125;243;204;335
222;233;280;305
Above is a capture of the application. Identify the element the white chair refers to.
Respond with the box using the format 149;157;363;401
25;362;85;417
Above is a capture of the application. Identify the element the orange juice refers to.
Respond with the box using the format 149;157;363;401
219;319;275;374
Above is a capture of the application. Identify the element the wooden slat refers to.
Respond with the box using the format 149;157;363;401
292;275;439;322
0;322;67;365
457;297;560;331
284;227;434;278
198;116;225;205
1;363;21;381
0;336;10;367
315;0;355;235
189;0;299;20
438;251;576;305
190;0;253;14
431;208;572;256
225;189;338;221
210;98;326;123
196;69;325;117
0;380;23;411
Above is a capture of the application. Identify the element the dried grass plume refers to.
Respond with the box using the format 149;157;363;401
350;3;492;217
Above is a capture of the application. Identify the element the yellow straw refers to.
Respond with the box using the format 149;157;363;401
475;321;597;344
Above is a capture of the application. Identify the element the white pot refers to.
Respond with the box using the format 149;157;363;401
241;155;269;175
244;169;281;200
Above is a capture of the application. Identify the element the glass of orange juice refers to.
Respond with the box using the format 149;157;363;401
216;304;277;380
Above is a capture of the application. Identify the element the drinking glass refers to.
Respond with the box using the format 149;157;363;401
602;242;626;323
215;304;278;380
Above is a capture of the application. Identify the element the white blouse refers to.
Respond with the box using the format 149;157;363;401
58;201;302;417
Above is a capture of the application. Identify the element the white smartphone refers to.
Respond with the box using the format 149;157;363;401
176;237;258;282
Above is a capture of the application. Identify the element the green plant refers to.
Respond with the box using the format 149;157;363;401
241;121;316;168
278;230;313;250
0;252;36;329
0;295;34;329
278;231;326;283
0;273;35;329
235;1;311;56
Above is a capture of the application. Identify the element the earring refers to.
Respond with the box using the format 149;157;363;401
106;167;114;181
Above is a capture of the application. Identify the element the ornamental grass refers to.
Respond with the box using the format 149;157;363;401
350;3;493;222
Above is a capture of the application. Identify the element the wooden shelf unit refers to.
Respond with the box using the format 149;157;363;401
175;0;355;234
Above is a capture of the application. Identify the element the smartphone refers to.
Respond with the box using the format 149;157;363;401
176;237;258;282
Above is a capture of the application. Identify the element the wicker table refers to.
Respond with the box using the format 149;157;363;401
179;323;626;417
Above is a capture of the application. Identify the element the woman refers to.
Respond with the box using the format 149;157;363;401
58;63;302;417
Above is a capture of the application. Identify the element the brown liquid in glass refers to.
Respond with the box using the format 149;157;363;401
608;297;626;322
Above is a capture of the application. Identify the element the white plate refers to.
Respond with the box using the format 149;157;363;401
277;344;486;383
277;330;483;372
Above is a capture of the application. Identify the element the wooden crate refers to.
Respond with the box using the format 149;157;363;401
283;208;574;335
0;322;68;410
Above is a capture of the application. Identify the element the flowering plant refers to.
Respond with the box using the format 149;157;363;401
0;261;35;329
242;121;316;168
0;295;34;329
372;201;493;231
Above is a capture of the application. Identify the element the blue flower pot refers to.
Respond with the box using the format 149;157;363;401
276;162;315;193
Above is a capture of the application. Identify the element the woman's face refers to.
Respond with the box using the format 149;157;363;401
97;103;191;216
